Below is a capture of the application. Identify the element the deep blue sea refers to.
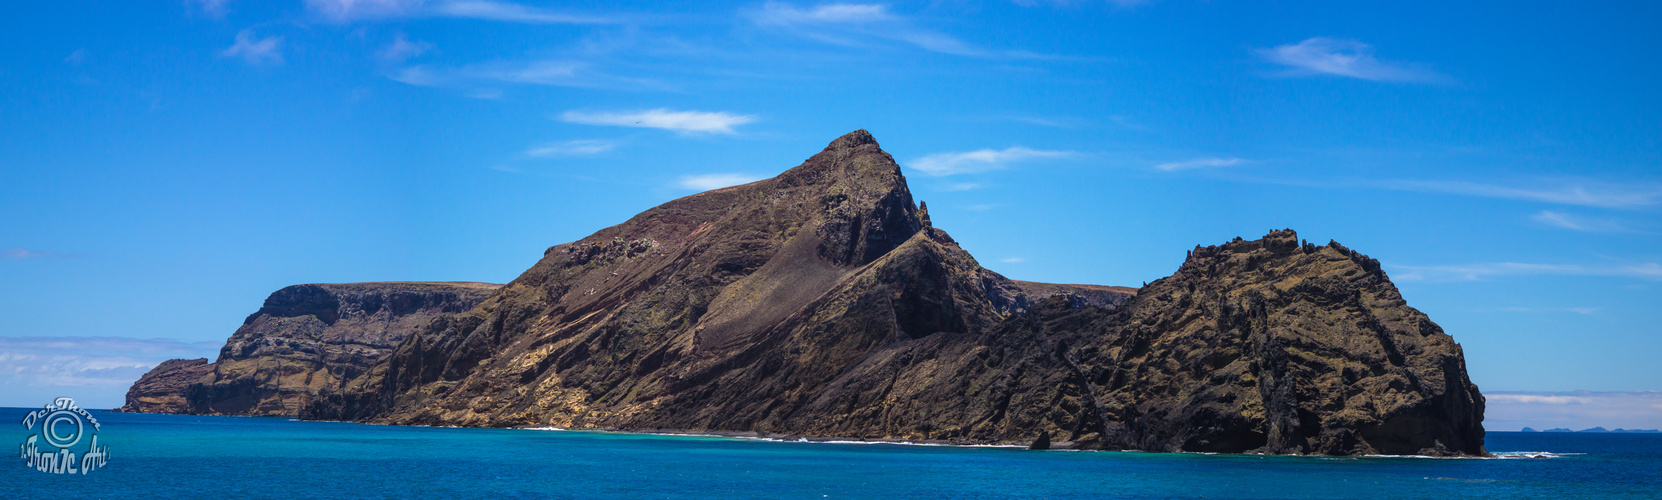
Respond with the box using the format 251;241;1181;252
5;408;1660;499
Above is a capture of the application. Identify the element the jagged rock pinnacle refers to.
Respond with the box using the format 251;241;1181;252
827;129;879;150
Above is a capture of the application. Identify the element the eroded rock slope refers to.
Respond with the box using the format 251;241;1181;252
301;130;1483;455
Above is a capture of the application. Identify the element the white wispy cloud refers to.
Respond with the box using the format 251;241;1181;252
748;2;1009;57
479;61;586;84
388;66;443;86
753;3;896;24
525;139;617;157
1531;210;1637;233
1390;261;1662;282
221;29;283;65
0;336;221;408
1013;0;1149;7
191;0;231;17
389;60;663;90
4;248;60;260
676;173;764;191
908;147;1072;176
303;0;422;22
433;1;615;24
1377;179;1662;209
1494;306;1601;315
379;34;432;62
1000;257;1026;264
1003;116;1077;128
303;0;614;24
1155;157;1243;172
560;109;756;135
1256;37;1442;83
1485;391;1662;431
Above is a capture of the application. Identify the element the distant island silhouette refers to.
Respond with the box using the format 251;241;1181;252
1519;427;1660;433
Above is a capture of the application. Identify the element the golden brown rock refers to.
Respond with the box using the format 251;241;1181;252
113;358;213;413
118;282;498;415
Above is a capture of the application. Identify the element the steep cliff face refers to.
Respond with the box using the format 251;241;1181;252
304;130;1483;455
114;358;213;413
118;282;499;416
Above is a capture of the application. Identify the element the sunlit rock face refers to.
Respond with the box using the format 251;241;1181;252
131;130;1481;456
118;282;499;416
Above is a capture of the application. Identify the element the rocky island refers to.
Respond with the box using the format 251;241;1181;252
125;130;1486;456
117;282;499;415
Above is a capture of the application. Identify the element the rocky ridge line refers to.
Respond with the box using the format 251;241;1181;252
295;130;1484;456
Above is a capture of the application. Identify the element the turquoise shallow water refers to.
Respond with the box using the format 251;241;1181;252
5;408;1660;499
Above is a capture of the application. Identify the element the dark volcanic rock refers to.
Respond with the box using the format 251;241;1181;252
993;280;1137;313
114;358;213;413
997;231;1488;456
306;130;1136;430
302;130;1484;456
119;282;499;416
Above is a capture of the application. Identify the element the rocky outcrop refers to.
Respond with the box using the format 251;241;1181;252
118;282;499;416
303;130;1485;456
307;129;1031;425
114;358;213;413
994;280;1136;313
989;232;1487;455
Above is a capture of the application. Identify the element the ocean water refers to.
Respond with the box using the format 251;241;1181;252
5;408;1660;499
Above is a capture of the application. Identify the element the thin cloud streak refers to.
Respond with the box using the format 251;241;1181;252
676;173;763;191
1156;157;1243;172
303;0;421;22
479;61;585;84
379;34;432;62
1002;116;1077;128
1390;261;1662;282
1244;175;1662;210
4;248;61;260
191;0;231;17
561;109;756;135
1377;179;1662;209
525;140;617;157
751;3;894;24
1256;37;1442;83
1531;210;1638;233
747;2;1027;58
1494;306;1601;315
221;29;283;65
909;147;1072;176
304;0;616;24
433;1;616;24
389;60;665;91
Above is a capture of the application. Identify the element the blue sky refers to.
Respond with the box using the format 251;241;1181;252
2;1;1659;429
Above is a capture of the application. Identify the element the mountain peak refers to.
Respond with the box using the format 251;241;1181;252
827;129;879;150
288;132;1482;457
